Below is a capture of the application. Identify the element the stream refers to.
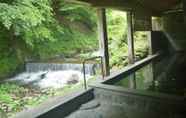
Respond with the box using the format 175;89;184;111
6;63;99;89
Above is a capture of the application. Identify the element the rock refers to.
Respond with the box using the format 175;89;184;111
67;74;79;85
40;71;49;79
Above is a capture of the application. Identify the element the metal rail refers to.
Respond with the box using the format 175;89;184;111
82;56;104;90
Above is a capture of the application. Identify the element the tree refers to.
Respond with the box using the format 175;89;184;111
0;0;98;78
0;0;55;45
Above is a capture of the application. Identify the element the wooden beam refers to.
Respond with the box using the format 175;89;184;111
72;0;179;15
126;12;136;89
73;0;179;10
97;8;110;76
66;0;91;6
74;0;135;8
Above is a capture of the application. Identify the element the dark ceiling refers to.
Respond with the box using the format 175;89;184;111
71;0;181;15
143;0;181;12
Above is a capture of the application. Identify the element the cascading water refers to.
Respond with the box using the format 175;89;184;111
7;63;99;89
26;63;97;75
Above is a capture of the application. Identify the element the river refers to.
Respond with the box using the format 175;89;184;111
6;62;99;89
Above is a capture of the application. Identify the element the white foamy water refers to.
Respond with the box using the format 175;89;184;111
7;70;92;89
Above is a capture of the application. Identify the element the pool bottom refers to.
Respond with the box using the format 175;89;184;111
66;100;166;118
66;84;186;118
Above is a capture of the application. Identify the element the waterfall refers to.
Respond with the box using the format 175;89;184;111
26;63;99;75
7;62;100;89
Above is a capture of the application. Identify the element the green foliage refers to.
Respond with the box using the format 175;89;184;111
59;1;96;31
0;0;54;45
27;0;97;59
0;25;21;79
0;55;20;78
134;32;149;60
0;79;92;116
0;3;150;117
34;30;97;59
107;10;149;69
107;10;127;41
0;83;52;116
0;83;27;115
107;10;128;68
0;0;98;78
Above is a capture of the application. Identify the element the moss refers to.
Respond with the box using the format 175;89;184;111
0;54;22;79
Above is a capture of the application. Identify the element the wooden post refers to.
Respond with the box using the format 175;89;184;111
184;0;186;25
127;12;135;64
97;8;110;76
147;31;156;90
147;31;153;55
147;18;157;90
127;12;136;89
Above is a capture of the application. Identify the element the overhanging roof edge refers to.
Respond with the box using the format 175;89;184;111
65;0;91;6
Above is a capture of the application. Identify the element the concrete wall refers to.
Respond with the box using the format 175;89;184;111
163;12;186;52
